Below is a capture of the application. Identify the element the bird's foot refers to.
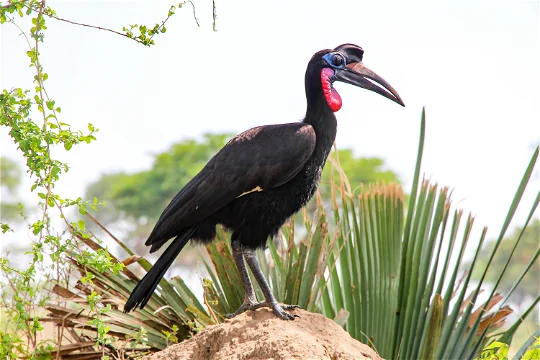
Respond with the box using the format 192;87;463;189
267;302;301;320
225;298;262;319
227;300;300;320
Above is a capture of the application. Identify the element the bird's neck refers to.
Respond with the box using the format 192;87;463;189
303;101;337;140
303;73;338;153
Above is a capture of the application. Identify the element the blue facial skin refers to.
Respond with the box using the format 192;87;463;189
322;52;346;69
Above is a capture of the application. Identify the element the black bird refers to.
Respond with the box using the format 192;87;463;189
124;44;404;320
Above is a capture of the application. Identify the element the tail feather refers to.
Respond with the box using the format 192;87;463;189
124;228;194;312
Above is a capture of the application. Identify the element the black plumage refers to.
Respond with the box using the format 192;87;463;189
124;44;404;320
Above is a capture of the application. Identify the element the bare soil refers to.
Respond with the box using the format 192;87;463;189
143;308;382;360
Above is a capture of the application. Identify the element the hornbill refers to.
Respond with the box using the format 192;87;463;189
124;44;404;320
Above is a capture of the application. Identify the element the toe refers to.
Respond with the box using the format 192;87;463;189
281;304;301;310
245;301;265;311
282;311;296;320
272;305;297;320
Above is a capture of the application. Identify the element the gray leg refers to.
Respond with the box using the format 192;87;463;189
244;248;300;320
232;240;257;302
226;241;261;318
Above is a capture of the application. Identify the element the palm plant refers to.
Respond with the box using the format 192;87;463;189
317;110;539;359
44;110;539;359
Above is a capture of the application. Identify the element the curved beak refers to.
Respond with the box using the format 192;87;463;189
335;62;405;107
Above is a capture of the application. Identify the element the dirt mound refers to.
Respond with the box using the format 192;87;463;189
143;308;382;360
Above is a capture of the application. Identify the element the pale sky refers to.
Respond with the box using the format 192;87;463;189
1;0;539;251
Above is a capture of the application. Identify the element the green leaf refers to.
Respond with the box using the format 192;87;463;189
420;294;443;360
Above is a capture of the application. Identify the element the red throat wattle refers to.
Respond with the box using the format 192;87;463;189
321;68;342;112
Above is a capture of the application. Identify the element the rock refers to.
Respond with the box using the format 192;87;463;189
143;308;382;360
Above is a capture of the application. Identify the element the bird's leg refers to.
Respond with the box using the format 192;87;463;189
226;241;260;319
244;248;300;320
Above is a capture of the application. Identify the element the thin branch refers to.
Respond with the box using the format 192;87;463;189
189;0;200;27
41;11;130;40
14;0;205;46
212;0;217;31
146;1;200;44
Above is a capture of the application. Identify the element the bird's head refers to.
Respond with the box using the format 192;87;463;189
307;44;405;112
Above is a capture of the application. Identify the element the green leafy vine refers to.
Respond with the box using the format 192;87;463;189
0;1;212;358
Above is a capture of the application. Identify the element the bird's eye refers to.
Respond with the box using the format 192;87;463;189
331;54;344;67
323;52;346;69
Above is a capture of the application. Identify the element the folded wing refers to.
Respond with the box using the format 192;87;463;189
145;122;316;251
